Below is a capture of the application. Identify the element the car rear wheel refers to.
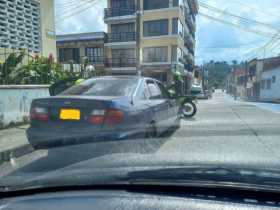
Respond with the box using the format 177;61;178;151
146;122;157;138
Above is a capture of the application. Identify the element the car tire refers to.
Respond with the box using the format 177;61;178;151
146;122;157;138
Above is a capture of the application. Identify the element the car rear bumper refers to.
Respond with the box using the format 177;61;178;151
26;126;138;149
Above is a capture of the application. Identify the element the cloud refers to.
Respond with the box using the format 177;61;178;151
55;0;107;34
196;0;280;64
55;0;280;63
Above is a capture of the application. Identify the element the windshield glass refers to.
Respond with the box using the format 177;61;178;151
61;78;138;96
1;0;280;195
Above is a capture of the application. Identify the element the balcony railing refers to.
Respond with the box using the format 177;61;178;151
106;32;136;43
105;58;136;68
184;36;194;51
185;16;195;32
87;56;104;64
59;56;105;65
104;6;136;19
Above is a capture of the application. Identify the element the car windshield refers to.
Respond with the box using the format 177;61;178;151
1;0;280;196
61;78;138;96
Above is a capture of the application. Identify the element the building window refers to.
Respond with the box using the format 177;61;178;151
111;49;136;66
143;19;169;37
111;23;135;33
85;48;104;63
111;0;134;8
171;45;177;62
261;80;266;90
172;18;178;34
59;48;80;63
112;49;135;59
172;18;183;36
143;0;169;10
267;79;272;90
173;0;184;7
272;76;276;83
177;47;183;63
143;47;168;63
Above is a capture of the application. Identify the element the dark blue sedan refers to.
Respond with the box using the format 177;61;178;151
27;76;181;149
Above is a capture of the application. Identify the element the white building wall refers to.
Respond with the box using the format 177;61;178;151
260;67;280;101
0;85;50;128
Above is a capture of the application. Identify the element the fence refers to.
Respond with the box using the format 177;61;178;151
0;47;33;65
0;47;35;85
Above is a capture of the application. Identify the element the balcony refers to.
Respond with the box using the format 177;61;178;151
104;6;136;18
106;32;136;43
105;57;136;68
185;16;196;33
184;36;194;51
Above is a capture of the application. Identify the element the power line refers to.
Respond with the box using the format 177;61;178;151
198;40;263;49
198;1;279;32
199;12;280;39
55;0;99;24
226;0;280;19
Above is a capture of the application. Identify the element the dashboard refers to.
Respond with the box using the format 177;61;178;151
0;190;279;210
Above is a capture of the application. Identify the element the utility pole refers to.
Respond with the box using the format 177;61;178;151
136;0;141;76
245;60;248;99
201;65;204;90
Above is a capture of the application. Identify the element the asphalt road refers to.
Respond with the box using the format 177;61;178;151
1;90;280;177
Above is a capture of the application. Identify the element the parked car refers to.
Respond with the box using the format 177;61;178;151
205;90;213;99
27;76;181;149
196;89;212;99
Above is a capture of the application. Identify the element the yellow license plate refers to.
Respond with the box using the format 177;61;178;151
60;109;81;120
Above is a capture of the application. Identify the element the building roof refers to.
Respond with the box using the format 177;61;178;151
56;32;105;42
234;69;245;76
262;56;280;72
248;56;280;72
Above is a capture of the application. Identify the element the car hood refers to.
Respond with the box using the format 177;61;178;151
2;152;280;193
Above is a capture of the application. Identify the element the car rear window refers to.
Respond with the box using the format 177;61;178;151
61;78;139;97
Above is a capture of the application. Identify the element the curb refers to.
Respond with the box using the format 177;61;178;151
0;144;33;164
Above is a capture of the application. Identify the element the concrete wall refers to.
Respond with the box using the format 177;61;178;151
0;85;50;129
260;68;280;101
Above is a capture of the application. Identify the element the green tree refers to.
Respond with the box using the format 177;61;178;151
0;51;25;84
9;55;70;85
204;61;232;89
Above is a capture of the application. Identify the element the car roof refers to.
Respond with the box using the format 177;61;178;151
90;75;159;82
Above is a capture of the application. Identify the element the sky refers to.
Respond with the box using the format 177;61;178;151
55;0;280;64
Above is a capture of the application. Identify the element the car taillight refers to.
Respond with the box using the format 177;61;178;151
88;109;124;125
88;110;106;125
30;107;49;121
104;109;124;125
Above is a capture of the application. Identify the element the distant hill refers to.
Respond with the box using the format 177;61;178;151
203;61;244;89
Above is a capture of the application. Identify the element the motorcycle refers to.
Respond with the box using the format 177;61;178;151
168;88;198;118
180;95;198;118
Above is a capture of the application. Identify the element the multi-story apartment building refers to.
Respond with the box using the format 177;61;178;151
57;32;105;71
104;0;198;84
0;0;56;60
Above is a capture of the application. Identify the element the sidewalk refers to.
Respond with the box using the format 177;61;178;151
0;125;32;162
224;93;280;114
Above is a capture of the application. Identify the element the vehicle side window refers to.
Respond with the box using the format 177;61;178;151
146;80;162;99
156;82;170;99
135;81;148;100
